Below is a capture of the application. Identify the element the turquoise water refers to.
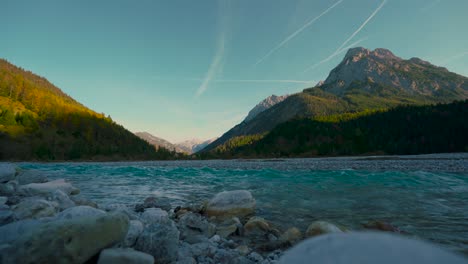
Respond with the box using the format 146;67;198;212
19;159;468;254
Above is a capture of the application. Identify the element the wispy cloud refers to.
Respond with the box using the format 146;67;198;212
419;0;441;12
441;51;468;66
302;0;386;73
195;1;230;98
302;37;368;73
253;0;344;66
212;79;315;84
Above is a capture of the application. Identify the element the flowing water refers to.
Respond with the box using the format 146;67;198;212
18;156;468;254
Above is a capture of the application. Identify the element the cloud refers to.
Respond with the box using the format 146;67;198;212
253;0;344;66
419;0;441;12
302;37;368;73
441;51;468;66
195;1;230;98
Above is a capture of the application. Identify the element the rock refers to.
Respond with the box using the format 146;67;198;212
19;179;80;196
279;227;302;245
206;190;255;219
103;203;139;220
178;212;216;242
0;196;6;205
16;169;48;185
12;197;57;220
363;220;403;233
0;219;41;244
49;189;75;210
278;232;467;264
2;212;129;264
216;217;243;238
190;242;218;258
54;205;106;220
135;196;172;212
210;234;221;243
140;208;169;224
247;252;264;262
305;221;343;237
213;249;242;264
244;217;271;236
236;245;251;255
0;208;14;226
135;220;180;263
176;257;197;264
123;220;144;247
0;163;16;183
0;180;18;196
70;194;98;208
97;248;154;264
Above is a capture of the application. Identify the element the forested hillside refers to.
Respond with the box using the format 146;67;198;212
0;59;175;160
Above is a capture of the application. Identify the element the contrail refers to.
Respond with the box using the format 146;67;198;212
195;1;230;97
253;0;345;66
302;37;368;73
213;79;316;84
334;0;386;54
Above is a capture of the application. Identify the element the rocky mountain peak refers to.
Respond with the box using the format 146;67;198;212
244;94;290;122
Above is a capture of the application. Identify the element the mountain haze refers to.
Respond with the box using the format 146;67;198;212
203;47;468;152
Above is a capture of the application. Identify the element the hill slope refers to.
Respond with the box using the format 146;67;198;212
203;47;468;152
0;59;174;160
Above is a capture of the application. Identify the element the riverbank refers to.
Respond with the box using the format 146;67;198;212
1;163;467;263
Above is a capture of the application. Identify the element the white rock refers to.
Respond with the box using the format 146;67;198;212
305;221;343;237
0;163;16;183
206;190;255;219
50;189;75;210
140;208;169;224
19;179;80;196
135;220;180;264
12;198;57;220
97;248;154;264
123;220;144;247
54;205;106;220
278;232;467;264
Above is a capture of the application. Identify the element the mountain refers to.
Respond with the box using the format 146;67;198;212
244;94;289;122
199;100;468;158
135;132;185;153
176;138;217;154
203;47;468;152
0;59;175;160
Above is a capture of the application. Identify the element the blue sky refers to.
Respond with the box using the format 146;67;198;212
3;0;468;142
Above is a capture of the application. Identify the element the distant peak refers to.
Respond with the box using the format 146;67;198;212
344;47;370;60
344;47;400;62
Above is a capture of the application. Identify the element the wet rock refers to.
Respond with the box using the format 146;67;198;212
244;217;271;236
123;220;144;247
305;221;344;237
279;227;302;245
135;196;172;212
362;220;403;233
19;179;80;196
278;232;467;264
217;217;243;238
2;212;129;264
54;205;106;220
49;189;75;210
16;170;48;185
140;207;169;224
135;220;180;264
247;251;264;262
0;163;16;183
12;197;57;220
97;248;154;264
70;194;98;208
178;212;217;242
0;180;18;196
206;190;255;219
103;203;139;220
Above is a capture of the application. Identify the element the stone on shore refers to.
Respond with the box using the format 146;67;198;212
363;220;402;233
135;196;172;212
205;190;255;219
123;220;144;247
135;220;180;264
305;221;344;237
178;212;216;242
54;205;106;220
70;194;98;208
2;212;129;264
19;179;80;196
97;248;154;264
0;163;16;183
279;227;302;245
0;180;18;196
16;169;48;185
50;189;76;210
278;232;467;264
140;208;169;224
244;216;271;236
216;217;243;238
12;197;57;220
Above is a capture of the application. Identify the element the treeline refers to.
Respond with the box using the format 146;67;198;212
199;100;468;158
0;59;178;161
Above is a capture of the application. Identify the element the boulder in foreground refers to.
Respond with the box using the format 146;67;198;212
97;248;154;264
205;190;255;219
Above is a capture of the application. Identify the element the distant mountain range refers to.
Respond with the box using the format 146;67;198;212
135;132;216;154
202;47;468;154
0;59;176;160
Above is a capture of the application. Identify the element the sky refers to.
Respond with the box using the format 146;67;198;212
2;0;468;142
